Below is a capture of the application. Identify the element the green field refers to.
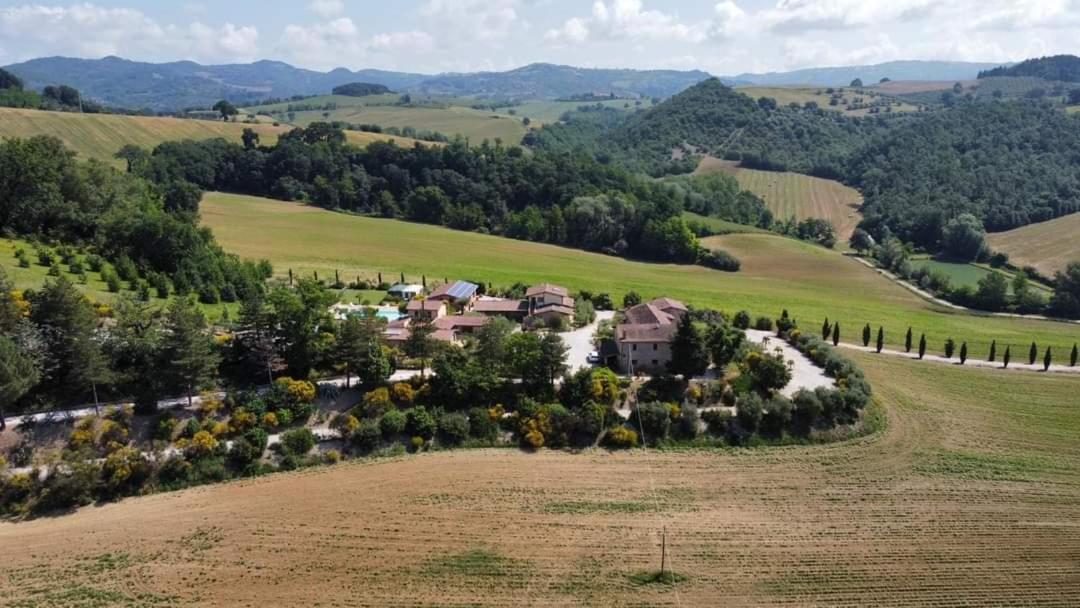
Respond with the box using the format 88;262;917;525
200;192;1080;356
987;212;1080;277
0;107;426;166
493;98;654;124
682;212;769;235
694;157;863;240
735;85;920;117
245;94;528;143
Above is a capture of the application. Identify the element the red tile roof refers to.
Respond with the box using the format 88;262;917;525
525;283;569;298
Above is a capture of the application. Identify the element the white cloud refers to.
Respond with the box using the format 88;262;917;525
308;0;345;18
545;0;747;46
761;0;938;33
0;3;258;62
368;30;436;53
419;0;520;43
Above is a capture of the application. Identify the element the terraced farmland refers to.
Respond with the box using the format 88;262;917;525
2;353;1078;606
0;107;425;166
199;192;1080;357
987;212;1080;277
695;157;863;240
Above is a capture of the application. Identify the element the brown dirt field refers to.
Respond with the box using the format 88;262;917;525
987;212;1080;277
2;353;1080;606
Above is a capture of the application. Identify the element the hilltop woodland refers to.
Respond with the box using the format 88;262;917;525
120;123;760;269
527;78;1080;269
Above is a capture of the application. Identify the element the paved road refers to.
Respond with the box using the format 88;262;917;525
838;341;1080;374
563;310;615;373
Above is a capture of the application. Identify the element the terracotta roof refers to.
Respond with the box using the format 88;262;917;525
431;329;457;342
649;297;687;313
616;323;678;343
616;297;686;344
526;283;569;298
624;303;674;326
406;299;445;312
473;298;528;313
433;315;490;330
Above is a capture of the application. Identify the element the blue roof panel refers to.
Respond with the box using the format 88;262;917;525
447;281;479;299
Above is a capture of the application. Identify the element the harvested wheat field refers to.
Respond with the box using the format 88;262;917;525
2;353;1079;606
987;212;1080;277
694;156;863;240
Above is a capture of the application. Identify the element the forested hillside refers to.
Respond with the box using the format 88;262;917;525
979;55;1080;82
527;78;899;177
849;101;1080;247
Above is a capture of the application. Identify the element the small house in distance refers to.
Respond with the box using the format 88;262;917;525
614;297;688;374
525;283;575;325
387;283;424;300
472;296;529;321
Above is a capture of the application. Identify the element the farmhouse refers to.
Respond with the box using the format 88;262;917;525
387;283;424;300
382;313;490;347
615;297;688;373
428;280;479;308
472;297;529;320
525;283;575;325
405;298;447;322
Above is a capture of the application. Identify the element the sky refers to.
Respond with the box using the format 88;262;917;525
0;1;1077;75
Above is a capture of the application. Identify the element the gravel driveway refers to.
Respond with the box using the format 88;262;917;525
744;329;835;397
563;310;615;374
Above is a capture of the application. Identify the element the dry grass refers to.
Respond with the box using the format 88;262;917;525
2;353;1079;606
870;80;975;95
736;86;920;117
694;157;863;240
0;107;426;166
987;212;1080;277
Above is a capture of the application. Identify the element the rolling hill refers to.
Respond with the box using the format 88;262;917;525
0;107;427;165
987;212;1080;277
725;60;1003;87
3;56;709;111
694;157;863;240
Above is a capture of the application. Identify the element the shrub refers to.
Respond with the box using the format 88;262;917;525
732;310;751;329
698;249;741;272
363;387;393;417
317;382;341;401
34;460;99;513
467;407;499;441
760;395;793;437
228;437;262;471
230;409;257;433
410;436;426;452
437;413;470;447
280;428;316;456
186;430;219;458
405;406;437;440
603;425;639;448
261;412;279;429
391;382;415;406
100;446;151;496
275;408;294;427
154;414;178;441
330;413;360;439
379;409;407;438
630;402;672;445
351;420;382;453
277;377;317;404
753;316;774;331
790;389;823;436
743;349;792;393
735;392;764;434
673;404;700;440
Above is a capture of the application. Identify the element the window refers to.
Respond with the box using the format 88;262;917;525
632;344;637;351
652;343;658;351
652;360;659;366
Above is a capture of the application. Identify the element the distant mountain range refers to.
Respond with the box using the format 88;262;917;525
723;60;1007;87
2;56;710;111
3;56;1016;111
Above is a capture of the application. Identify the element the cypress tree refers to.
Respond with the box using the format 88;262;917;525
1044;347;1052;371
1029;342;1038;366
876;327;884;353
378;271;383;285
288;268;293;286
422;274;427;289
918;334;927;360
988;340;996;362
959;342;968;364
1072;343;1078;367
1004;346;1011;369
862;323;871;347
822;318;831;340
335;269;340;286
905;327;912;353
944;338;955;359
400;272;405;284
832;323;840;346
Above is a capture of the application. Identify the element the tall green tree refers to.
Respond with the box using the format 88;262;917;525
1029;342;1038;366
335;316;368;389
356;337;392;388
862;323;871;347
669;314;709;377
959;342;968;364
160;296;219;409
29;276;102;404
988;340;997;362
707;320;744;370
108;296;164;413
918;334;927;360
1072;343;1078;367
1044;347;1052;372
404;317;435;376
212;100;238;121
267;278;336;378
875;327;884;353
905;327;912;353
821;318;831;341
944;338;955;359
0;336;40;431
832;322;840;347
1003;346;1011;368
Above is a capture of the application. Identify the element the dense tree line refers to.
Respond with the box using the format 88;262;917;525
129;123;750;268
331;82;393;97
978;55;1080;83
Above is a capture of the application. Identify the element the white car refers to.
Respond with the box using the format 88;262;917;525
586;351;600;364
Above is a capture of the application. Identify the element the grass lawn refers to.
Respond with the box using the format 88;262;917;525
200;192;1080;356
694;157;863;241
682;212;769;235
914;259;1053;295
0;107;425;166
987;212;1080;277
276;105;527;143
492;98;654;124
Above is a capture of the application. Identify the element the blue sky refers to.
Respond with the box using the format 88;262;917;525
1;1;1077;74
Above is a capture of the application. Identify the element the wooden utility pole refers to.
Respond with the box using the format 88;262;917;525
660;526;667;578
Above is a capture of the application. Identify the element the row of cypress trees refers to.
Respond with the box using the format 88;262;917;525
819;318;1079;371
